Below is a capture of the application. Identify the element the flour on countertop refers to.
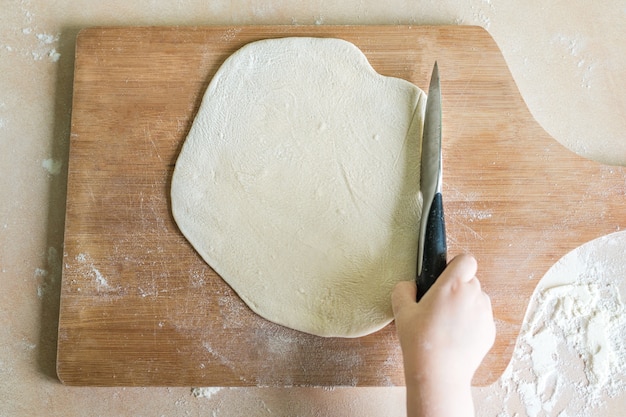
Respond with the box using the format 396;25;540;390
30;31;60;62
191;387;223;399
33;247;60;298
35;33;57;44
4;26;62;62
34;267;48;297
475;231;626;416
41;158;61;175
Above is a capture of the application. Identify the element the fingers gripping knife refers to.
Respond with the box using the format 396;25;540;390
416;62;447;301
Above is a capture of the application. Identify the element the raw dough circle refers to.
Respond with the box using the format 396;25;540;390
171;37;425;337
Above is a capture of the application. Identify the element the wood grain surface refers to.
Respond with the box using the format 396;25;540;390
57;25;626;387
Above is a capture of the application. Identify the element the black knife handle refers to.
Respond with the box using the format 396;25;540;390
417;192;447;301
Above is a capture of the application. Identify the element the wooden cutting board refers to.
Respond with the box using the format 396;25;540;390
57;25;626;387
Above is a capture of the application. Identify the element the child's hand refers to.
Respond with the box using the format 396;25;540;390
392;254;496;388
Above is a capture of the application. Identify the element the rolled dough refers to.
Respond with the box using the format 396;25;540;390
171;37;425;337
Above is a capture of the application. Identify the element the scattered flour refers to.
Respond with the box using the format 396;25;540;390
75;252;112;290
476;231;626;416
41;158;62;175
458;207;493;222
454;1;495;29
219;28;241;42
91;266;108;287
191;387;223;399
11;27;62;62
48;48;60;62
35;33;57;44
34;268;47;278
33;247;61;298
34;267;48;297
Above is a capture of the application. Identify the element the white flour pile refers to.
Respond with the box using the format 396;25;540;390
476;231;626;416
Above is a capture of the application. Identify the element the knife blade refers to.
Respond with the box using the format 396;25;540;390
416;62;447;301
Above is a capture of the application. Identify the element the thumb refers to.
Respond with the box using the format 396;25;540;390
391;280;417;316
437;254;478;286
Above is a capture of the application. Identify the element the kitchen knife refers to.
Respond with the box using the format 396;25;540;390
416;62;447;301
